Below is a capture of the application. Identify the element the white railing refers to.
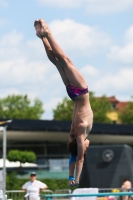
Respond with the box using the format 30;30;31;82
5;188;133;200
6;189;53;200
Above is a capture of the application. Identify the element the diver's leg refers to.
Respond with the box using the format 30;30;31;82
42;37;69;86
36;19;87;88
34;21;69;86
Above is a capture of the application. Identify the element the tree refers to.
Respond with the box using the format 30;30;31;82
53;92;112;123
7;150;36;167
53;97;74;120
119;101;133;124
0;94;44;119
89;92;112;123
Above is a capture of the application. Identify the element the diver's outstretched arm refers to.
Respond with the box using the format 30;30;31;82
75;136;85;184
68;159;76;187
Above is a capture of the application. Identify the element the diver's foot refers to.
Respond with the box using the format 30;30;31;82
34;20;43;39
38;19;50;37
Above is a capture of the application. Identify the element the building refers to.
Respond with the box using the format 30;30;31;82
0;119;133;179
104;96;128;123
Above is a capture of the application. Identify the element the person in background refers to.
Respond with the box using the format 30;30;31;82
121;179;133;200
22;172;48;200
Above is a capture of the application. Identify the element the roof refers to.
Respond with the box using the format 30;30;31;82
108;96;119;103
96;96;129;110
116;102;128;110
0;119;133;136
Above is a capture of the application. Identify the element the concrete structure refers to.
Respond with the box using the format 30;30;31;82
0;119;133;179
0;119;133;157
80;144;133;188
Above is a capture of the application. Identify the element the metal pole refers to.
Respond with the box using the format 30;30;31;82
3;126;7;200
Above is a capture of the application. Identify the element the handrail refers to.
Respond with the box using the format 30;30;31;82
6;189;53;193
41;189;54;194
6;190;24;192
42;191;133;200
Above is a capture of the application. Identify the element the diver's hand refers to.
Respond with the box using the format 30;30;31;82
68;180;75;187
74;180;79;186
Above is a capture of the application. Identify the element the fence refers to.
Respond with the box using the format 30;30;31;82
41;191;133;200
4;188;133;200
6;189;53;200
6;190;24;200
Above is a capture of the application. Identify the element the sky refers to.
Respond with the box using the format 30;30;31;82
0;0;133;119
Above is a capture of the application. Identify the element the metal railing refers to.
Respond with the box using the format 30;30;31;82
6;189;53;200
6;190;24;200
5;188;133;200
41;191;133;200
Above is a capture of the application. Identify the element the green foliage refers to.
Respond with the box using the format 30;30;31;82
89;92;112;123
6;172;24;190
7;150;21;162
44;179;68;191
7;150;36;165
53;97;74;120
0;94;44;119
6;172;68;191
53;92;112;123
119;101;133;124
